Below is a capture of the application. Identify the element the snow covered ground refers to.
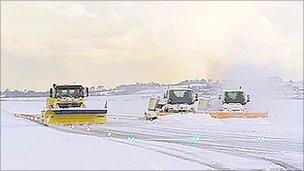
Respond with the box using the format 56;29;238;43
1;95;303;170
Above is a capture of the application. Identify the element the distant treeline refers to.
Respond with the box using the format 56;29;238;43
0;79;220;98
1;89;48;98
2;76;300;98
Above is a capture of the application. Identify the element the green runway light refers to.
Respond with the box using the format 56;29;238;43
127;133;136;142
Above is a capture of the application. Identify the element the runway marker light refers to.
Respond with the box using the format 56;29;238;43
190;134;201;145
107;131;113;138
257;134;267;143
127;133;136;142
85;126;91;134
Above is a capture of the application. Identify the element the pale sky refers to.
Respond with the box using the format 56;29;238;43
1;1;303;91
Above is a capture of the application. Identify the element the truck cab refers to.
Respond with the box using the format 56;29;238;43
161;88;198;113
164;88;197;105
218;90;250;111
47;84;89;109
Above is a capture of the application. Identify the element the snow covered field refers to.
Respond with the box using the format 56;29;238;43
1;95;303;170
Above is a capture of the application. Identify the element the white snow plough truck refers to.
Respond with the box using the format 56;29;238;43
145;88;268;120
145;88;198;120
208;89;268;119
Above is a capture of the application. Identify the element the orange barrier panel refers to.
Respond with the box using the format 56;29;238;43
209;111;268;119
156;112;191;117
156;112;168;116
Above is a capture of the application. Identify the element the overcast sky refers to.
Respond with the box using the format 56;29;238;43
1;1;303;91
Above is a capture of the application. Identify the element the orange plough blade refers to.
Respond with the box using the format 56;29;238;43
156;112;169;116
156;112;193;117
208;111;268;119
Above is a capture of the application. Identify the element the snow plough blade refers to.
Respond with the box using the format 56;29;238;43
42;108;107;126
208;111;268;119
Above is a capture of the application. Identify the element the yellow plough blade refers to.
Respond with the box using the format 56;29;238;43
208;111;268;119
42;109;107;126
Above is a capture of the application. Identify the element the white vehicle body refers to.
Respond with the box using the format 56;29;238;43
162;103;195;113
220;103;248;112
218;90;250;112
145;88;197;120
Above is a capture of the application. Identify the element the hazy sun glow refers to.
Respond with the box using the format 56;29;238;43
1;1;303;91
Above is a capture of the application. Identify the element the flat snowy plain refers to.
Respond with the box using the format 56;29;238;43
1;95;303;170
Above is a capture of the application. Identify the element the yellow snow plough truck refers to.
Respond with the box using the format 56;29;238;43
208;89;268;119
41;84;107;126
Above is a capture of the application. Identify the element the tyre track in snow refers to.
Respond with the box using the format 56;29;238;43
109;139;226;170
95;128;290;169
192;141;301;170
53;126;224;170
140;120;300;143
137;133;299;170
109;120;302;146
100;120;302;153
91;120;302;170
155;134;301;170
18;116;301;170
53;125;294;170
139;140;291;170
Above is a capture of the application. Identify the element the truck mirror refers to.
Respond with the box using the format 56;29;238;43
164;93;167;98
86;87;89;97
195;94;198;101
49;88;53;97
218;95;221;100
104;100;108;109
246;94;250;102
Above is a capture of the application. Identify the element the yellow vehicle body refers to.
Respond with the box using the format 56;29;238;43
46;97;85;109
42;109;107;126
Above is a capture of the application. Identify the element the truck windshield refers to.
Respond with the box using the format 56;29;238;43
55;88;84;98
169;90;193;104
224;91;245;104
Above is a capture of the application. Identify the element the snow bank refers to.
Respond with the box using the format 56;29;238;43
154;113;225;128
